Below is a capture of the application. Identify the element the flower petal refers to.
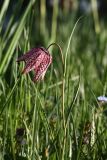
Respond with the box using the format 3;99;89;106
22;51;46;74
97;96;107;102
17;48;39;62
33;54;52;81
17;47;52;82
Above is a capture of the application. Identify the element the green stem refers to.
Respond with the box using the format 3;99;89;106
47;42;65;159
47;43;64;124
91;0;100;34
40;0;46;35
47;42;64;66
50;0;58;43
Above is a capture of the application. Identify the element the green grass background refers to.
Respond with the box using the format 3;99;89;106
0;0;107;159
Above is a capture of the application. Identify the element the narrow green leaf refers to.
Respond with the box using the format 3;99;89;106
0;0;36;74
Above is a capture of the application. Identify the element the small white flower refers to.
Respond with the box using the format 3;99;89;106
97;96;107;103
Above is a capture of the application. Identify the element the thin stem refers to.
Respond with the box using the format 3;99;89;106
47;43;65;160
50;0;58;43
47;42;64;67
47;43;65;120
64;16;84;77
91;0;100;34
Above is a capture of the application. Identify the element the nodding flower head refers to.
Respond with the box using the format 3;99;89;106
17;47;52;82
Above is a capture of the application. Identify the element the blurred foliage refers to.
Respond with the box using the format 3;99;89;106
0;0;107;159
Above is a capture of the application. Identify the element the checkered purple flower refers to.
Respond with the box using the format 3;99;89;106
17;47;52;82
